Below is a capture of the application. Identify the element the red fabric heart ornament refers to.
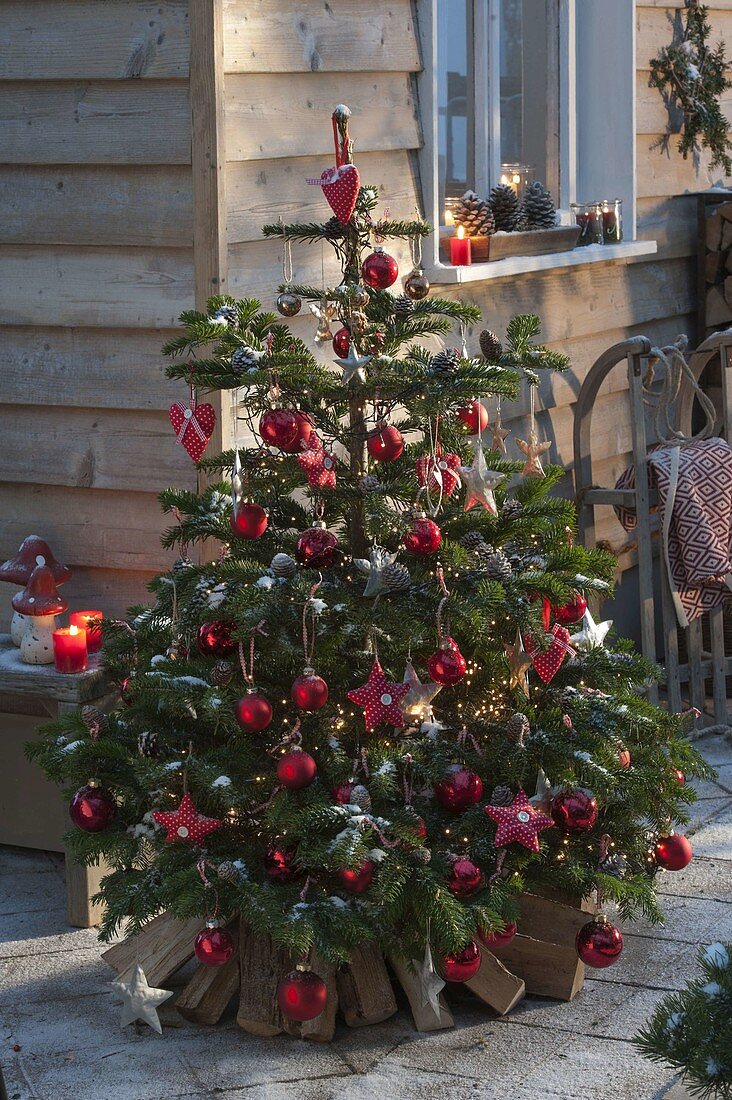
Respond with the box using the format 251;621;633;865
169;401;216;463
416;449;462;497
320;164;360;224
525;624;575;684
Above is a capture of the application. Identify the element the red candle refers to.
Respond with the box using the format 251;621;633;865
450;225;472;266
53;625;88;674
69;610;104;654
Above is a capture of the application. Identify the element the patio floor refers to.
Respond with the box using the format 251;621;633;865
1;731;730;1100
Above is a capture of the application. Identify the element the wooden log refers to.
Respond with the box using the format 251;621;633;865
282;951;338;1043
707;209;724;251
388;954;454;1032
65;856;108;928
463;945;525;1016
706;285;732;328
101;911;202;985
236;918;294;1037
516;891;596;945
488;934;586;1002
176;925;240;1026
706;251;725;284
335;944;398;1028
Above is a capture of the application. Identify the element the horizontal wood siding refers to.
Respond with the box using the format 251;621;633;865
0;0;194;625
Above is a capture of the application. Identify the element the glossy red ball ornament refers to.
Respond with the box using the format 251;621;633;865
427;637;467;686
291;671;329;711
617;745;631;769
69;783;115;832
655;833;693;871
277;968;328;1022
235;691;273;733
264;846;299;882
337;859;374;894
295;523;339;569
674;769;686;785
456;401;489;435
331;781;355;805
194;923;236;967
553;592;588;626
478;921;517;949
576;917;623;968
367;423;404;463
361;248;399;290
277;748;317;790
530;592;552;632
403;514;442;555
440;940;482;982
551;788;598;833
332;327;351;358
197;620;236;658
259;408;299;449
279;412;314;455
120;676;134;704
449;857;483;899
434;764;484;812
230;502;268;539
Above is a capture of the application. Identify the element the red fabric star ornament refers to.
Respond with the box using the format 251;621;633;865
297;435;337;489
484;789;554;852
347;660;410;731
153;792;223;845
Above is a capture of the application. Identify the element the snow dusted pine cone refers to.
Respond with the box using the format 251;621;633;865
473;541;497;564
217;860;245;883
484;550;513;581
490;784;515;807
393;295;415;316
359;474;381;493
599;852;628;879
137;730;159;758
271;553;297;578
430;348;461;375
454;189;496;236
210;659;235;687
500;498;524;520
519;181;557;230
479;329;503;361
211;305;238;326
349;784;372;813
172;555;194;574
231;345;263;376
505;712;530;744
409;847;432;865
460;530;487;551
80;704;108;738
382;562;411;593
488;183;520;231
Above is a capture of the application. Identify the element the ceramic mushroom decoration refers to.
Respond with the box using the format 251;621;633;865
12;565;68;664
0;536;71;646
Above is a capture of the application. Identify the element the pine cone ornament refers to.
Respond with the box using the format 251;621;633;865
488;184;520;232
409;847;432;865
217;860;245;883
172;555;194;574
350;784;372;813
599;852;627;880
393;295;415;316
210;659;235;687
231;345;263;376
454;190;495;236
80;704;108;739
359;474;381;493
211;305;238;326
505;712;530;744
501;498;523;520
519;181;557;230
137;730;159;758
479;330;503;361
473;541;497;563
382;562;411;593
460;530;487;551
484;550;513;581
271;552;297;578
490;784;514;807
430;348;461;375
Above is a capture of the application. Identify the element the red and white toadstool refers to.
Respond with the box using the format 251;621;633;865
0;536;71;646
11;564;68;664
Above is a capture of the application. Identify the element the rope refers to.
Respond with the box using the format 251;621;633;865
644;337;717;445
238;621;268;687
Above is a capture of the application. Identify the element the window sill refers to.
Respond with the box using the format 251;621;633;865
426;240;658;284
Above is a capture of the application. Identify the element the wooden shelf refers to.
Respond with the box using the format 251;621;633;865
427;240;658;285
0;632;110;703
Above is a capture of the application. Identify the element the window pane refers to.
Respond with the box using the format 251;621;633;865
499;0;554;194
436;0;474;217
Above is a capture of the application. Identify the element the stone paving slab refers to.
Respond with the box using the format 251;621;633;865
687;805;732;860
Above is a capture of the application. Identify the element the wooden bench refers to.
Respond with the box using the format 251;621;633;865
0;632;115;927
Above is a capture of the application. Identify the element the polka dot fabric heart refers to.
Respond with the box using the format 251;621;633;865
484;789;555;851
152;792;223;844
416;449;462;497
320;164;360;224
169;401;216;463
347;659;410;731
297;435;337;489
525;623;575;684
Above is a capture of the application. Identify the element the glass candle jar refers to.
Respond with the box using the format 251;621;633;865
571;202;604;246
601;199;623;243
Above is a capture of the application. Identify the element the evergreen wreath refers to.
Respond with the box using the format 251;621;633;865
650;0;732;175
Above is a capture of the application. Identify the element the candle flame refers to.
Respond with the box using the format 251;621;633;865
456;225;466;240
69;625;79;636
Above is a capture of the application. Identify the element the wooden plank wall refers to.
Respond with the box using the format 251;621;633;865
0;0;195;626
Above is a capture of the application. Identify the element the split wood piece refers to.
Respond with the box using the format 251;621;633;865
336;943;398;1028
176;924;241;1025
236;918;295;1037
490;934;585;1002
464;944;525;1016
517;891;595;946
387;954;454;1032
282;950;339;1043
101;911;202;986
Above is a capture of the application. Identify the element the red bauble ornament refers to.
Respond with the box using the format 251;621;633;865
553;592;588;626
403;513;442;555
551;788;598;833
337;859;374;894
264;846;299;882
197;620;236;658
120;676;134;703
291;671;329;711
530;592;552;632
456;401;489;435
194;923;236;967
367;423;404;463
277;748;317;790
617;745;631;769
277;968;328;1022
427;637;467;686
449;857;483;899
655;833;693;871
69;783;115;832
674;769;686;785
361;248;399;290
440;940;482;982
332;327;351;358
576;917;623;968
295;523;339;568
478;921;517;949
279;412;314;455
434;764;484;812
259;408;299;449
235;691;273;733
332;781;355;805
230;502;268;540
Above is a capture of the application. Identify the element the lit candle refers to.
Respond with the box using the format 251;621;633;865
450;225;472;266
53;625;88;674
445;208;455;227
69;610;104;654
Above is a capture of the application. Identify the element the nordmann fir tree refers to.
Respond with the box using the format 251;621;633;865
31;106;710;1025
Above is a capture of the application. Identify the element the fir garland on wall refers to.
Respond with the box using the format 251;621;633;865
650;0;732;175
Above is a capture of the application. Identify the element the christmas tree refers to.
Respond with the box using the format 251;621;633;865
31;106;709;1024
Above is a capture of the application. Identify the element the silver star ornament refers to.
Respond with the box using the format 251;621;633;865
418;939;446;1019
110;963;173;1034
334;346;372;385
461;443;505;514
570;610;613;651
402;660;442;720
353;546;398;597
